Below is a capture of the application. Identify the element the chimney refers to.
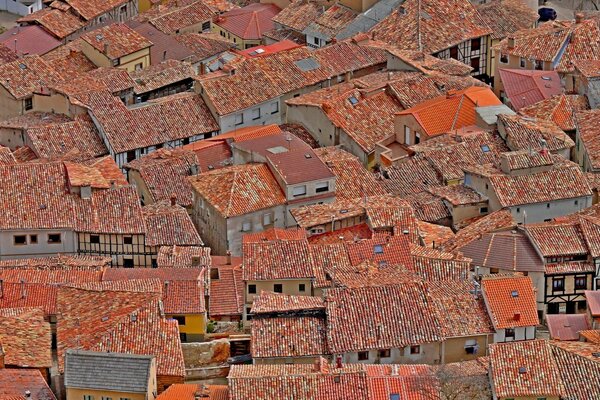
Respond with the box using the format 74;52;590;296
0;279;3;299
103;42;109;56
0;344;5;369
170;194;177;206
514;312;521;321
391;364;398;376
507;37;515;49
575;13;584;24
164;281;169;297
226;250;232;265
20;279;26;299
335;355;342;369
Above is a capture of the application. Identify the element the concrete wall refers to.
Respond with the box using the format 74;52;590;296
286;104;337;146
0;85;25;120
0;229;75;258
128;169;155;205
32;92;72;116
393;114;426;147
0;127;25;149
212;23;260;49
219;98;282;133
508;196;592;223
442;335;491;363
448;201;489;225
0;0;42;16
245;279;313;305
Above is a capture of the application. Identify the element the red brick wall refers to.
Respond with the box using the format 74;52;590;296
157;375;184;393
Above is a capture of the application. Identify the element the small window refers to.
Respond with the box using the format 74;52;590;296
234;113;243;126
293;185;307;197
48;233;61;244
490;268;499;274
126;150;136;162
410;345;420;354
13;235;27;245
24;97;33;111
313;36;319;45
262;213;272;226
248;284;256;294
471;38;481;52
415;132;420;144
578;300;587;311
575;200;579;205
575;276;587;290
378;349;391;358
29;234;37;244
274;283;283;293
172;315;186;326
465;344;479;354
102;397;113;400
315;182;329;193
122;258;134;268
516;207;521;213
348;96;359;105
553;277;565;292
520;57;526;68
299;283;306;292
112;59;120;66
390;395;400;400
358;351;369;361
271;101;279;114
84;396;94;400
246;307;252;320
179;333;186;343
210;268;220;280
500;53;508;64
242;221;252;232
546;203;551;209
480;207;488;214
202;21;210;31
404;125;410;144
534;60;543;70
481;144;490;152
374;245;384;254
123;236;133;245
505;328;515;338
251;108;261;120
90;235;100;244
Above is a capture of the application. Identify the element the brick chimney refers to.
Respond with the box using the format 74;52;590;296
0;344;5;369
514;312;521;321
575;13;584;24
170;194;177;206
507;37;515;49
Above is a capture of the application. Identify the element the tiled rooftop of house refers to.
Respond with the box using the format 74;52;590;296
475;0;538;40
148;0;216;34
17;7;86;39
519;94;589;132
575;108;600;170
173;32;232;64
369;0;491;54
62;0;130;21
81;24;153;60
0;307;51;369
251;315;328;358
189;163;286;218
272;0;322;32
142;201;203;247
156;246;211;268
130;59;195;95
587;290;600;317
0;369;56;400
213;3;280;40
490;340;566;398
524;221;589;257
498;114;573;153
242;239;315;281
251;292;325;314
546;314;590;341
481;275;539;329
0;25;61;56
498;69;562;110
209;263;243;317
0;55;63;100
242;227;306;243
127;22;195;67
302;4;357;40
0;255;111;270
157;384;228;400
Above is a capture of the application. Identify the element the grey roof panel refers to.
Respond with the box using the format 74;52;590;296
64;350;153;393
295;57;320;72
476;105;516;125
337;0;404;40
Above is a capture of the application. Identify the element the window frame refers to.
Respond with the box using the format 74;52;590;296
470;38;481;52
90;235;100;244
505;328;515;338
378;348;391;358
248;284;256;294
24;97;33;111
315;182;329;193
13;235;27;245
234;113;243;126
47;233;62;244
273;283;283;293
251;107;261;120
29;234;37;244
299;283;306;292
271;101;279;114
552;277;565;292
410;345;421;355
292;185;307;197
172;315;186;326
357;351;369;361
241;221;252;232
574;275;587;290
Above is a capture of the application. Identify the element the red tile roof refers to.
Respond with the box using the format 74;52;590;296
551;341;600;400
476;0;538;40
498;69;562;111
345;235;413;269
481;275;539;329
575;108;600;170
251;315;328;358
149;0;216;34
0;369;56;400
325;284;441;353
579;329;600;343
189;163;286;218
157;246;212;268
498;114;573;153
214;3;280;40
524;222;588;257
0;282;58;317
489;340;565;398
81;24;152;60
440;209;515;252
130;59;195;95
17;7;86;39
242;239;316;280
370;0;491;54
0;269;102;285
519;94;589;131
0;55;64;100
307;223;372;245
0;307;51;369
242;227;306;243
302;4;357;40
546;314;590;341
251;292;325;314
128;22;195;66
162;279;206;314
142;201;203;247
64;0;130;20
271;0;321;31
0;25;61;56
239;40;302;58
157;384;228;400
0;255;110;270
587;290;600;317
174;32;232;64
209;264;243;317
396;86;502;136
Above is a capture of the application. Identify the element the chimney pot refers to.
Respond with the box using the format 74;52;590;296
576;13;584;23
226;250;232;265
507;37;515;49
103;42;109;55
170;194;177;206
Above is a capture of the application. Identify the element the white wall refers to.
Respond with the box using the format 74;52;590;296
0;229;76;258
220;99;282;133
0;0;42;16
509;195;592;223
493;326;536;343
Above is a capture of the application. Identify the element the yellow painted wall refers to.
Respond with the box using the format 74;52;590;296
168;313;206;336
0;85;24;120
245;279;313;304
442;335;490;364
32;92;71;115
211;24;261;49
128;169;155;206
67;387;147;400
81;40;151;71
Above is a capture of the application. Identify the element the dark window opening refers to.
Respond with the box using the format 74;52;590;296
575;276;587;290
358;351;369;360
299;283;306;292
173;315;186;326
505;328;515;338
248;284;256;294
14;235;26;245
48;234;61;244
123;258;134;268
449;46;458;60
274;284;283;293
90;235;100;244
471;38;481;52
123;236;133;245
378;349;390;358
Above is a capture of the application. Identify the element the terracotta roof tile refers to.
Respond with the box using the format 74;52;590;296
314;147;387;200
0;255;110;270
0;283;58;317
481;275;539;329
149;0;216;34
307;223;373;245
243;239;315;280
546;313;590;341
303;4;357;40
209;264;243;317
498;69;562;110
272;0;322;31
189;163;286;218
0;25;61;56
251;315;328;358
586;290;600;317
131;59;194;95
243;227;306;243
345;235;413;269
370;0;491;53
476;0;538;40
575;108;600;169
489;340;565;398
251;292;325;314
441;209;515;251
410;253;471;281
519;94;589;131
0;369;56;400
0;269;102;285
325;284;441;353
157;246;212;268
81;24;152;60
64;0;130;20
157;384;228;400
174;32;232;64
551;341;600;399
214;3;280;40
0;55;63;99
0;307;51;369
498;114;573;153
142;201;203;247
416;221;454;247
17;8;85;39
524;221;588;257
545;261;595;274
579;329;600;343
